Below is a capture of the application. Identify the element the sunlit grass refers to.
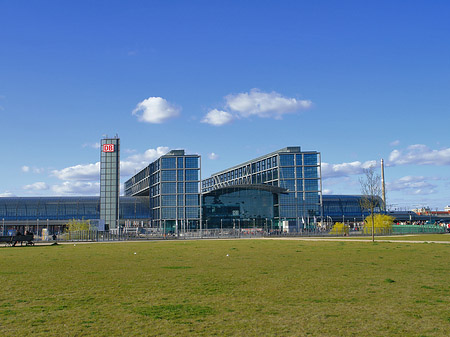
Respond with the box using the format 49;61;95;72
1;239;450;336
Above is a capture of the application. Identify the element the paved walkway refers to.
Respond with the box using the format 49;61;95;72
263;237;450;244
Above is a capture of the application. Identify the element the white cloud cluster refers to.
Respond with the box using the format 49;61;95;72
121;147;169;176
387;176;437;195
201;109;233;126
22;165;44;174
23;182;49;191
201;89;312;126
389;145;450;166
52;163;100;181
29;146;172;196
226;89;312;119
321;160;377;179
132;97;180;124
0;191;14;197
51;182;100;195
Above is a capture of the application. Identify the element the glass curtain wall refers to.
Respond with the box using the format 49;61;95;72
100;138;120;230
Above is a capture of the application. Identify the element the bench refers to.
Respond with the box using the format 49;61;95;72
0;235;34;246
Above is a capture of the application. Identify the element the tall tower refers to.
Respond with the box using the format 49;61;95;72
100;136;120;230
381;158;386;211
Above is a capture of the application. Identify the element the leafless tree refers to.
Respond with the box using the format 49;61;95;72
359;166;382;242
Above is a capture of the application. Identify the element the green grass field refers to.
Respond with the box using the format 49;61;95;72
1;238;450;336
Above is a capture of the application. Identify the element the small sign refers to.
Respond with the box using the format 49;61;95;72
103;144;115;152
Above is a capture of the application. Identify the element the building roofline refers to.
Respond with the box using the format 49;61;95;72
209;147;319;177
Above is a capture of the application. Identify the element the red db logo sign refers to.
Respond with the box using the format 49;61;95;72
102;144;115;152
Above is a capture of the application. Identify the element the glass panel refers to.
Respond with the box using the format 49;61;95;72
162;170;176;181
279;154;294;166
185;182;198;193
304;166;318;178
185;157;199;168
304;179;319;191
280;167;295;179
185;170;199;181
161;182;176;194
161;157;176;169
304;154;318;165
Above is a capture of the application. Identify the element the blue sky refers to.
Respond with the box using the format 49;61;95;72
1;0;449;210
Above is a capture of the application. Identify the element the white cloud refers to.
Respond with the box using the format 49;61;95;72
0;191;14;197
225;88;312;119
132;97;180;124
121;147;169;176
51;182;100;195
82;142;100;149
51;147;170;184
322;189;333;194
387;176;437;195
388;144;450;166
201;109;234;126
321;160;377;179
23;182;49;191
208;152;219;160
52;163;100;181
22;166;45;174
390;140;400;146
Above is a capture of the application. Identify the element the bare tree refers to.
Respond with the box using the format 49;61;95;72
359;166;382;242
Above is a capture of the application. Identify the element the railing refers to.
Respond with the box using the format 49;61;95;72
53;224;447;242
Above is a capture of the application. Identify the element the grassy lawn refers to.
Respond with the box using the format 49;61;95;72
1;239;450;336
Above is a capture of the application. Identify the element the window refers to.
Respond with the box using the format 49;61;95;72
162;207;176;219
177;157;184;168
162;157;176;169
304;179;319;191
279;179;295;191
186;170;199;180
304;166;318;178
280;167;295;179
162;182;176;194
177;195;184;206
304;154;318;166
305;192;320;203
177;182;184;193
185;182;198;193
186;207;199;218
162;195;176;206
162;170;176;181
176;170;183;181
185;157;199;168
279;154;294;166
186;195;199;206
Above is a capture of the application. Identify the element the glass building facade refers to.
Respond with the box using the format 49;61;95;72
202;147;322;227
0;197;151;234
125;150;201;232
322;195;382;222
202;185;286;229
100;137;120;230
